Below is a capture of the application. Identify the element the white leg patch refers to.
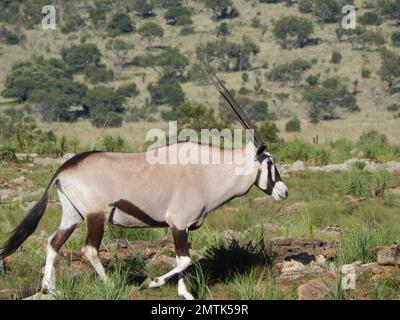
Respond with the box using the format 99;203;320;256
82;245;108;282
177;273;194;300
147;256;191;289
42;240;57;291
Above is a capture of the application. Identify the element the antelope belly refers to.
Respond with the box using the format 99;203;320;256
111;208;151;228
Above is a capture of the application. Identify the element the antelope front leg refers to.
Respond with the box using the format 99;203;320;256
139;228;194;300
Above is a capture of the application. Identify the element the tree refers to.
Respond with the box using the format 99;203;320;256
273;16;314;48
247;100;269;121
267;59;312;86
303;77;359;123
359;11;382;25
177;101;223;132
83;65;114;84
1;58;88;122
330;51;342;64
133;0;155;18
89;2;108;27
285;117;301;132
156;47;189;81
164;5;193;25
204;0;239;20
83;87;125;120
61;13;85;33
313;0;340;23
380;49;400;94
108;13;135;36
116;83;139;97
256;121;281;152
196;37;260;71
61;44;102;72
216;22;230;37
138;22;164;45
298;0;313;13
148;81;185;108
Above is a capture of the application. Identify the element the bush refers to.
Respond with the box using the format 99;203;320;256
273;15;314;48
313;0;340;23
276;139;313;162
164;5;192;25
181;25;195;35
102;135;132;152
359;11;382;25
386;104;400;112
132;0;155;18
138;22;164;44
216;22;230;37
61;14;86;33
116;83;139;97
83;65;114;84
109;13;135;36
361;68;371;78
256;121;281;151
267;59;312;85
330;51;342;64
303;77;359;123
391;31;400;47
298;0;313;13
357;130;397;161
83;87;125;118
247;100;269;121
204;0;240;20
148;81;185;108
380;49;400;94
91;112;124;128
196;37;260;72
306;75;319;86
89;3;108;27
0;28;22;45
285;117;301;132
61;44;102;72
0;145;16;162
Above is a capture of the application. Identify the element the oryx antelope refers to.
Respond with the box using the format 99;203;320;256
0;74;288;300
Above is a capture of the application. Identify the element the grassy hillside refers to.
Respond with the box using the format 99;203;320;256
0;0;399;145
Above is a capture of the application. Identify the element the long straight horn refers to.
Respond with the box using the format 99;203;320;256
208;72;264;149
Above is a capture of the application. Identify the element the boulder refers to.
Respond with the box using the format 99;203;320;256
5;176;34;191
289;161;305;172
222;207;239;213
388;187;400;197
0;188;13;201
297;279;328;300
375;245;400;266
320;163;347;172
359;262;397;280
386;162;400;172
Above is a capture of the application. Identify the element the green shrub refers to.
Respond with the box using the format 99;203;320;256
391;31;400;47
61;14;85;34
132;0;155;18
0;145;16;161
204;0;240;20
313;0;340;23
148;81;185;108
347;168;370;198
272;15;314;48
298;0;313;13
102;135;132;152
164;5;193;25
276;139;313;162
108;13;135;36
285;117;301;132
306;75;319;86
267;59;312;84
330;51;342;64
386;104;400;112
138;22;164;45
180;25;195;35
216;22;230;37
330;138;355;161
247;100;269;121
361;68;371;78
359;11;382;25
357;130;398;161
257;121;281;151
61;44;102;72
380;49;400;94
91;112;124;128
83;65;114;84
116;83;139;98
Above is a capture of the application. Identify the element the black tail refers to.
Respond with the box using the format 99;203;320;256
0;178;55;259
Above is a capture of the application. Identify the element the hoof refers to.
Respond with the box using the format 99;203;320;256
139;278;152;291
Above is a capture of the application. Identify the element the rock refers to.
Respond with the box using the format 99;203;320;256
0;289;18;300
285;202;306;214
343;195;366;204
340;264;357;290
280;260;306;284
308;166;321;172
315;255;327;266
33;157;59;166
15;153;38;162
20;201;37;213
5;176;34;191
222;207;239;213
289;161;305;172
386;162;400;172
320;163;347;172
254;196;274;205
364;162;386;173
297;279;328;300
375;245;400;266
0;188;13;201
15;188;45;202
253;223;279;234
23;292;57;300
321;225;342;238
359;262;397;280
117;240;128;249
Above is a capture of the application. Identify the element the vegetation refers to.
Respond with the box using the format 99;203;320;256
273;15;314;48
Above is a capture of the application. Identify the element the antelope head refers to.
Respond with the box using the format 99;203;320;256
209;73;288;201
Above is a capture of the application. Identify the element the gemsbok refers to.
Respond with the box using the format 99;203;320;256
0;74;288;300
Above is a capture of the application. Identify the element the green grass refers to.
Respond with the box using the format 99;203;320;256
1;162;400;299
